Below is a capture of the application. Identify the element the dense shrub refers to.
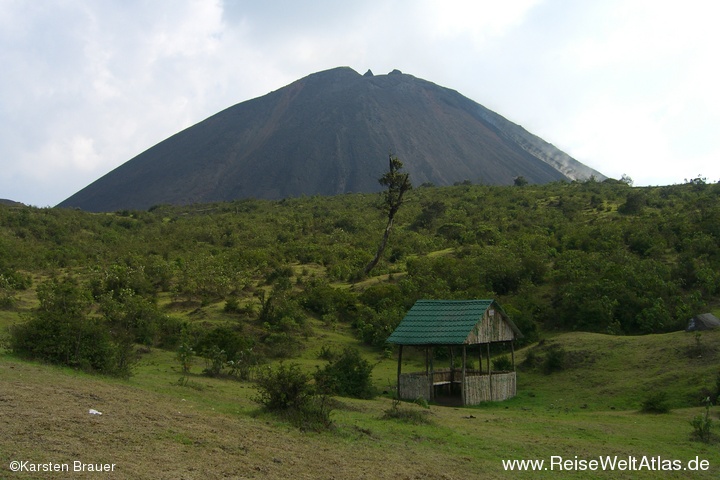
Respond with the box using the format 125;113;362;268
193;324;253;361
543;345;566;374
9;277;133;377
0;267;31;307
352;305;405;347
225;347;260;380
492;355;513;372
640;391;672;414
300;280;356;318
254;362;314;411
99;289;168;346
314;347;375;399
253;362;333;430
201;345;227;377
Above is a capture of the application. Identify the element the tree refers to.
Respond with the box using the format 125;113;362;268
513;176;528;187
620;174;634;186
363;154;412;275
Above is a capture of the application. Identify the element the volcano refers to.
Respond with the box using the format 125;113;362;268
58;67;604;212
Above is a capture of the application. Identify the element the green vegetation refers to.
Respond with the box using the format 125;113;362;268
2;330;719;478
2;179;720;375
8;276;135;377
314;347;375;399
690;397;715;443
382;397;433;424
1;179;720;475
641;391;672;414
253;362;334;431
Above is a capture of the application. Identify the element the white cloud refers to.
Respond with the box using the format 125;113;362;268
1;0;718;206
421;0;543;45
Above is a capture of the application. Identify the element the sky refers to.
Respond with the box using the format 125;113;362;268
1;0;718;207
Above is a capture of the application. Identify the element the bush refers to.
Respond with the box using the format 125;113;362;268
543;345;566;374
520;349;540;370
176;342;194;385
223;296;241;313
9;277;133;377
194;325;253;361
300;280;356;317
254;363;314;411
382;398;432;424
202;345;227;377
314;347;375;399
99;289;167;346
10;313;133;377
0;269;28;308
286;395;334;432
317;344;337;361
640;391;672;414
690;397;714;442
253;362;333;430
493;355;513;372
226;347;260;381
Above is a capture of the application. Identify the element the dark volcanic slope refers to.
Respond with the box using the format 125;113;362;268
58;67;604;212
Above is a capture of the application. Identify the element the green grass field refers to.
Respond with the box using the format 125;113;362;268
2;313;719;479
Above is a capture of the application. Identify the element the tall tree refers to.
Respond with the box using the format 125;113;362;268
363;154;412;275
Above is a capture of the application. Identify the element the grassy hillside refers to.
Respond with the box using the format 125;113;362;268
2;180;720;477
2;326;719;479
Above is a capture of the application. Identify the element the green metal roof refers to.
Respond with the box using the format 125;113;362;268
387;299;497;345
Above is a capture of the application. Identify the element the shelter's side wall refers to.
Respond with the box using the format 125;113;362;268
463;372;516;405
399;373;431;401
466;308;515;344
463;375;491;405
490;372;516;401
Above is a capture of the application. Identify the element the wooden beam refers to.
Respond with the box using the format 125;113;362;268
511;340;516;371
396;345;403;400
478;344;482;373
449;346;455;384
429;346;434;401
487;342;493;401
425;346;429;375
486;343;491;374
461;345;467;406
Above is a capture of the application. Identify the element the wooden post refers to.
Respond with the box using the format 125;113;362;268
449;346;455;385
429;346;434;401
511;340;516;371
478;344;482;374
396;345;403;400
487;342;493;401
425;346;429;375
461;345;467;406
486;343;491;374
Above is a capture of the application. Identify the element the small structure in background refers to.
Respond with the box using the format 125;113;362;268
387;299;522;406
686;313;720;332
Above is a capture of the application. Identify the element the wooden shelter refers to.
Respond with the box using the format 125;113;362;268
386;299;522;405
